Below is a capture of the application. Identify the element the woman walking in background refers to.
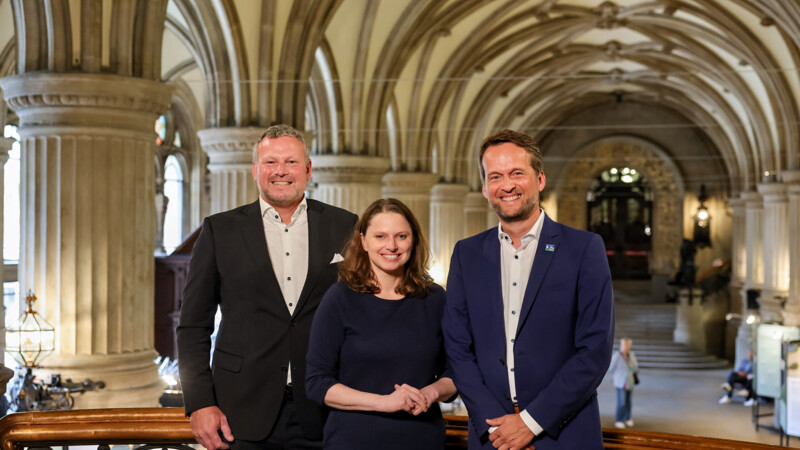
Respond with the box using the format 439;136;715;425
609;337;638;429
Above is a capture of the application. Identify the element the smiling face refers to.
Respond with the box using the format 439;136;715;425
481;142;546;224
252;136;311;210
360;212;414;280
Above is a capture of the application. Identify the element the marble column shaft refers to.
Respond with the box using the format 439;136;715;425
782;171;800;326
310;155;390;215
728;197;748;288
430;183;469;284
757;182;789;323
728;196;751;359
464;191;490;237
381;172;439;238
738;192;767;323
198;127;262;215
0;72;173;407
741;192;764;291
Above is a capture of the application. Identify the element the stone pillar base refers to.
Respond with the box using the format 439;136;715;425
674;288;703;349
760;288;787;323
735;322;754;365
38;350;164;408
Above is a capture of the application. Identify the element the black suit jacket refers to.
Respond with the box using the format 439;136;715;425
177;198;357;441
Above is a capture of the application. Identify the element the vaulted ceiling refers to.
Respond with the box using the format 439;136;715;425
2;0;799;195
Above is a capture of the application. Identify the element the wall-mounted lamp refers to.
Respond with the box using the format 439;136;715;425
693;184;711;248
725;313;760;325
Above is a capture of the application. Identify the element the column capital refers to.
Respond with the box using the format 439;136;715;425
431;183;470;202
381;172;440;195
198;127;262;170
783;170;800;195
782;170;800;185
0;72;173;132
757;181;788;204
311;155;390;184
740;190;763;208
728;195;747;210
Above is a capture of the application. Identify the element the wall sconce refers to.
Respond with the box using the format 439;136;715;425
693;184;711;248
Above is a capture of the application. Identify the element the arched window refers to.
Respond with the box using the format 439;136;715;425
163;155;184;253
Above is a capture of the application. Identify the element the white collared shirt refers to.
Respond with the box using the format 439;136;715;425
495;209;545;436
259;196;309;385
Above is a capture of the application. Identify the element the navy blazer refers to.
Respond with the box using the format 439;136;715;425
443;214;614;449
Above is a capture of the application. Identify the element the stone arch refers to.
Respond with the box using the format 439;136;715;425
555;136;684;277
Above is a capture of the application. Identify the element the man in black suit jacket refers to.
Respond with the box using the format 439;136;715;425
178;124;357;449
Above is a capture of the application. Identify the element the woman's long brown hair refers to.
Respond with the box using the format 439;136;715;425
338;198;434;298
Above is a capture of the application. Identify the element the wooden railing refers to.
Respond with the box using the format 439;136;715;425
0;408;783;449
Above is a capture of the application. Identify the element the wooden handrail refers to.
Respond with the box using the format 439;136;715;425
0;408;783;450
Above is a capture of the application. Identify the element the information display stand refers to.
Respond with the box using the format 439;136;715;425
754;324;800;434
780;340;800;446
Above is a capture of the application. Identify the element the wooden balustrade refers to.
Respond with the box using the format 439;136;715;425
0;408;783;449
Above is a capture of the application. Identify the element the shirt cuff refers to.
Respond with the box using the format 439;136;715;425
520;409;543;436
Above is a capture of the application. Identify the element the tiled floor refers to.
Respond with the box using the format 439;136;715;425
598;367;800;448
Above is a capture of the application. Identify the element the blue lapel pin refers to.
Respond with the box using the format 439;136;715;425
545;243;555;252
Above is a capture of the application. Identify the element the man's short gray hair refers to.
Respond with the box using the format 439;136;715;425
252;124;309;163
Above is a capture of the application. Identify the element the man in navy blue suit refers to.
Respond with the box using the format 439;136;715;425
443;129;614;449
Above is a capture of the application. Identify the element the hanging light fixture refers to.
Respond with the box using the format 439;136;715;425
693;184;711;248
5;291;56;368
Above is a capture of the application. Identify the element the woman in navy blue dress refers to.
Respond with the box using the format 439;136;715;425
306;198;457;449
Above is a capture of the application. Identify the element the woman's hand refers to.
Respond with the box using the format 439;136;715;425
379;383;426;413
418;385;441;411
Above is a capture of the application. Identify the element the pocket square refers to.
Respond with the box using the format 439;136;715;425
330;253;344;264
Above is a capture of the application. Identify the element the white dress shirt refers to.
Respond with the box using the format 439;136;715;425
259;196;309;385
493;209;545;437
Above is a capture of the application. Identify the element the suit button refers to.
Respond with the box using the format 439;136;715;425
504;393;510;400
290;321;298;327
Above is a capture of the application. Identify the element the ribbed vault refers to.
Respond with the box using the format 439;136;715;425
1;0;799;201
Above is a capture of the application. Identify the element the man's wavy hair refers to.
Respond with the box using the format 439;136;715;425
478;128;543;182
339;198;434;298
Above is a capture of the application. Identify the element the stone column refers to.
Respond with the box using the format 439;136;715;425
729;196;748;288
310;155;390;215
739;191;766;324
0;73;173;408
728;196;750;360
782;171;800;326
430;184;470;285
757;182;789;323
198;128;262;215
381;172;439;237
464;192;490;237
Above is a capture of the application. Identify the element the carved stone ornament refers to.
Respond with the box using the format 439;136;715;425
0;72;173;130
